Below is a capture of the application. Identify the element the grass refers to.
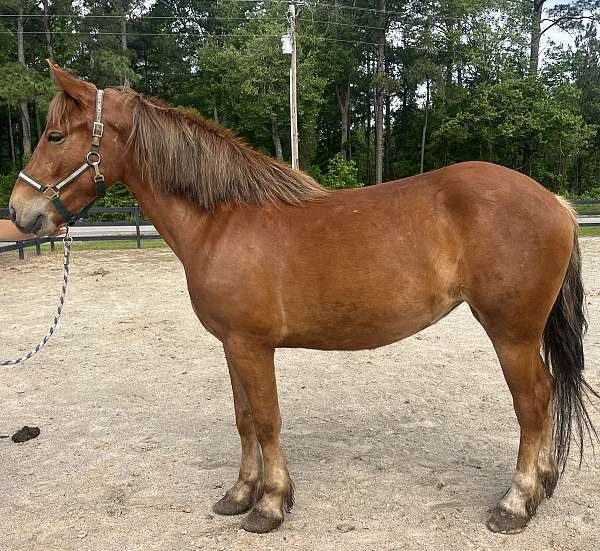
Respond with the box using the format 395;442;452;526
579;226;600;236
39;239;168;252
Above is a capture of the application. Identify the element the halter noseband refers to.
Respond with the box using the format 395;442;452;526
17;89;106;226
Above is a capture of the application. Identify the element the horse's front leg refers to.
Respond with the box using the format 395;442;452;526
213;359;264;515
223;339;293;533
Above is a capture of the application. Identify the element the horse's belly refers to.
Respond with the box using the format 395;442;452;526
279;293;460;350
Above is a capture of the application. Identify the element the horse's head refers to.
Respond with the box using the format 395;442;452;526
9;63;127;235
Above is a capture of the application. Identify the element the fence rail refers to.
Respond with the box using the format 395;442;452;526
0;205;161;260
1;200;600;260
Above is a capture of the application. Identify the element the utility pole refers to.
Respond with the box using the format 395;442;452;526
289;2;299;169
374;0;386;184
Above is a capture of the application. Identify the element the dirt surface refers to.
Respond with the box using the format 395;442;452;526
1;239;600;551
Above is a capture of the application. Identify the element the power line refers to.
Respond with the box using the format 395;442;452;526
192;0;511;21
0;14;283;20
191;0;411;18
0;13;387;31
0;4;517;24
0;29;382;46
0;2;411;19
0;29;493;56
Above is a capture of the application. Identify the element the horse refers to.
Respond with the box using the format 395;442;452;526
8;62;598;535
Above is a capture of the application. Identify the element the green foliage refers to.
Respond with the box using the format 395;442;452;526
0;63;55;104
316;154;361;190
96;183;135;208
572;185;600;200
88;183;136;222
3;0;600;200
431;78;596;191
0;167;18;208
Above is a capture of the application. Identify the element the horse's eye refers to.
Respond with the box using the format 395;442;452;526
48;132;64;143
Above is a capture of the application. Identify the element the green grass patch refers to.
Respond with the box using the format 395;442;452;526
39;239;168;252
579;226;600;236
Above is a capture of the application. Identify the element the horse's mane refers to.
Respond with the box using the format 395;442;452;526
126;92;328;210
47;89;328;210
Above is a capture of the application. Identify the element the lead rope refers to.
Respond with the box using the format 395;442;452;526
1;229;73;366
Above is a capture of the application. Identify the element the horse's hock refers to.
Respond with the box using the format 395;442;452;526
1;241;599;550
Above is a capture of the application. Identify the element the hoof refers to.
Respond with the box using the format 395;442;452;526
241;508;283;533
212;494;252;516
486;507;529;535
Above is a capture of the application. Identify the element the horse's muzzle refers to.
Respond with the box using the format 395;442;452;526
9;201;51;236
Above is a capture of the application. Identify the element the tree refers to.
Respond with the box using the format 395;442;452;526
17;4;32;158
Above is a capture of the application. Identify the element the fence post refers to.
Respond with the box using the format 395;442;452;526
35;237;41;256
50;239;55;252
135;203;142;249
17;241;24;260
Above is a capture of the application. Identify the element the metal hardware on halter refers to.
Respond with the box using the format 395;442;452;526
16;89;106;226
92;122;104;139
43;187;59;200
86;151;101;165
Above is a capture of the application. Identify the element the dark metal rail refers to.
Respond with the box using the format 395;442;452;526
0;204;160;259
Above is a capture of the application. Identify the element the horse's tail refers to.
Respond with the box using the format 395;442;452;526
543;197;599;473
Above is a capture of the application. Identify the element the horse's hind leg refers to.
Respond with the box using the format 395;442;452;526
536;357;559;499
213;357;264;515
486;337;555;534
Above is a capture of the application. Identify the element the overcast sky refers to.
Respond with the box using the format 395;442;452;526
542;0;578;57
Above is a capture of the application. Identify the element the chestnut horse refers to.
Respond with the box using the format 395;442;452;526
9;64;598;535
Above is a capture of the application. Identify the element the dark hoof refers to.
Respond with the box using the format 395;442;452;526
241;508;283;533
487;507;529;535
212;494;252;516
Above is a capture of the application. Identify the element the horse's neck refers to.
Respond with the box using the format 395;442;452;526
124;174;212;262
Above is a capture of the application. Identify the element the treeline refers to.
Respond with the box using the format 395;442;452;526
1;0;600;206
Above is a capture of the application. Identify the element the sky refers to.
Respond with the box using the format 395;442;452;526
542;0;578;58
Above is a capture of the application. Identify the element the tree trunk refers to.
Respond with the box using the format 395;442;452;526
8;103;16;168
17;7;32;159
34;102;41;143
529;0;545;76
374;0;386;184
121;10;130;88
420;78;430;174
365;61;372;184
338;83;350;160
384;92;392;180
213;106;219;124
41;0;54;69
457;21;464;89
271;119;283;161
335;82;350;161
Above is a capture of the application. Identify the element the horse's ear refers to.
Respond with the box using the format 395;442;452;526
47;60;96;103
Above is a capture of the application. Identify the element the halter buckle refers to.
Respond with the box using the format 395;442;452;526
92;122;104;138
43;187;59;200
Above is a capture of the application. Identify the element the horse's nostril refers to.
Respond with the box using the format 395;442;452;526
9;205;16;223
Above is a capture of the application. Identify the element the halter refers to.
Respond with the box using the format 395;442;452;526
17;89;106;226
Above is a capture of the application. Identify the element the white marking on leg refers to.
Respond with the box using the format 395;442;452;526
499;471;540;518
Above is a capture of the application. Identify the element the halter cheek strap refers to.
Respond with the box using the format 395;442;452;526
17;89;106;226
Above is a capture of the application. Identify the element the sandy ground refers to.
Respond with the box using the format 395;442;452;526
1;239;600;551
